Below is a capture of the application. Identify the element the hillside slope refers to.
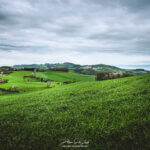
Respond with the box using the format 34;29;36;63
0;71;94;95
35;71;95;82
0;71;54;94
0;74;150;149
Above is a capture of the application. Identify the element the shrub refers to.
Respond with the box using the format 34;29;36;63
63;81;72;84
41;78;43;82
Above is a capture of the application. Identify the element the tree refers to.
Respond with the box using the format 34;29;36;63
96;72;109;81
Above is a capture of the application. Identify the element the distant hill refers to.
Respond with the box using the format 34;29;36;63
13;62;150;75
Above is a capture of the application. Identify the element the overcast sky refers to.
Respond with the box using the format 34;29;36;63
0;0;150;66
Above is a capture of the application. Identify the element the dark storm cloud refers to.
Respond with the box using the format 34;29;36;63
0;0;150;58
121;0;150;12
0;13;6;20
87;0;150;11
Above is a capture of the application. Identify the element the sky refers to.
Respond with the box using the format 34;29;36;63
0;0;150;67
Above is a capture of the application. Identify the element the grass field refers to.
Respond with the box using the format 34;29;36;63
0;72;150;149
0;71;94;94
0;71;53;94
35;71;95;82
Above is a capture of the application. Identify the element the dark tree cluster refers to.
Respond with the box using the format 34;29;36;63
0;66;14;74
19;68;35;71
96;72;132;81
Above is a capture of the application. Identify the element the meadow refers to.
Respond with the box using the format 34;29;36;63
0;71;150;149
0;71;94;94
0;71;53;94
35;71;95;82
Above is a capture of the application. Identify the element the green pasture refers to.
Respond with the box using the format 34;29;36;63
35;71;95;82
0;73;150;149
0;71;56;94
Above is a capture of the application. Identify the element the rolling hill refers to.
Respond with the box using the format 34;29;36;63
0;71;94;95
0;72;150;149
35;71;94;82
0;71;51;94
13;62;150;75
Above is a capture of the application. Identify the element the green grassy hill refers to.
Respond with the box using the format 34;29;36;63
0;71;55;94
0;71;94;94
0;73;150;149
35;71;95;82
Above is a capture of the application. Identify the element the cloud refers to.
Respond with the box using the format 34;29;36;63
0;0;150;65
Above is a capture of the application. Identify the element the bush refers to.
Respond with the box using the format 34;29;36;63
63;81;72;84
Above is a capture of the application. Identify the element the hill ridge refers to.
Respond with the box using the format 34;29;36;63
12;62;149;75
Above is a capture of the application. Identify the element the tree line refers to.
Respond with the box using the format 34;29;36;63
96;72;132;81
